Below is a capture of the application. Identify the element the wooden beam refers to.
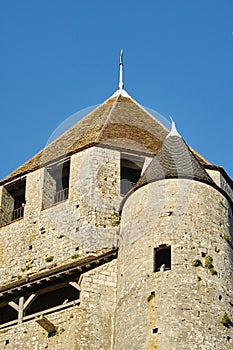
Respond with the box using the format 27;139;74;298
8;301;19;312
36;315;56;334
18;296;24;323
69;281;81;291
24;294;37;311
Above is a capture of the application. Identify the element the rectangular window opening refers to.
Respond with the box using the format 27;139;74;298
0;304;18;325
0;282;80;327
43;159;70;208
120;154;144;195
25;284;79;316
1;178;26;225
154;245;171;272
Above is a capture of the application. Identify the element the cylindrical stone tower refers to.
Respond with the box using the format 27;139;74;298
114;126;233;350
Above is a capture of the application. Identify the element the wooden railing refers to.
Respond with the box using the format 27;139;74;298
0;299;80;330
54;188;69;203
11;206;24;221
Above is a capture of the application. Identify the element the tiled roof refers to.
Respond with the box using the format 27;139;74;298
120;124;233;212
0;91;211;185
135;124;215;189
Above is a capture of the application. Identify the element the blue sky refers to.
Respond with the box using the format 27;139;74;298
0;0;233;179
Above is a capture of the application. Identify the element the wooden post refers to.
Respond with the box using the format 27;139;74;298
8;293;37;324
18;297;24;323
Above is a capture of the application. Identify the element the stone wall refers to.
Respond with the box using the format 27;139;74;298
0;146;123;285
0;145;151;348
0;259;117;350
115;179;233;350
207;169;233;203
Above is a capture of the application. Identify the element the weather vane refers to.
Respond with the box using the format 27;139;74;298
119;49;124;90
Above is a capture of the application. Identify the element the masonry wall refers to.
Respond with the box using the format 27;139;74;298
0;259;117;350
115;179;233;350
0;146;122;286
207;169;233;203
0;145;152;349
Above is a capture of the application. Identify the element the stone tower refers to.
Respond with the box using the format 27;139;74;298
115;123;233;349
0;58;232;349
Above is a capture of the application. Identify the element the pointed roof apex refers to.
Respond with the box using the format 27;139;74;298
167;117;182;138
133;127;215;191
110;88;132;99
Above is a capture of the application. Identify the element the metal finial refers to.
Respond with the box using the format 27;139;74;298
167;116;182;138
119;49;124;90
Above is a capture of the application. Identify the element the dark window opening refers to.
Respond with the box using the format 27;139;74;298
120;156;144;195
43;159;70;207
152;327;158;334
0;283;79;326
0;304;18;325
3;178;26;223
154;245;171;272
25;284;79;316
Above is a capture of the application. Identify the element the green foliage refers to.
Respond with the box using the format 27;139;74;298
55;327;65;336
204;256;213;269
45;256;54;263
71;254;79;259
11;275;22;280
210;268;217;276
224;234;231;242
147;291;155;302
112;212;120;226
20;264;33;272
192;259;202;267
221;313;231;327
48;262;57;269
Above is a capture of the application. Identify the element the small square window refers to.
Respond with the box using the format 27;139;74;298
154;245;171;272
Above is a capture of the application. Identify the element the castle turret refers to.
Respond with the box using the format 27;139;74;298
115;123;233;350
0;54;232;349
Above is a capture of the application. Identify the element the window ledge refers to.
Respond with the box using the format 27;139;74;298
0;216;24;229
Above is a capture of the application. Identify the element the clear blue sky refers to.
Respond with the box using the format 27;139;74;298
0;0;233;180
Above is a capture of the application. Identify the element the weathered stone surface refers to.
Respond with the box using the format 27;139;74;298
0;147;123;285
0;142;232;350
0;260;117;350
116;179;233;350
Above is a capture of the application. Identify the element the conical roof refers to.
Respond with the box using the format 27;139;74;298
135;122;215;189
1;90;211;185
